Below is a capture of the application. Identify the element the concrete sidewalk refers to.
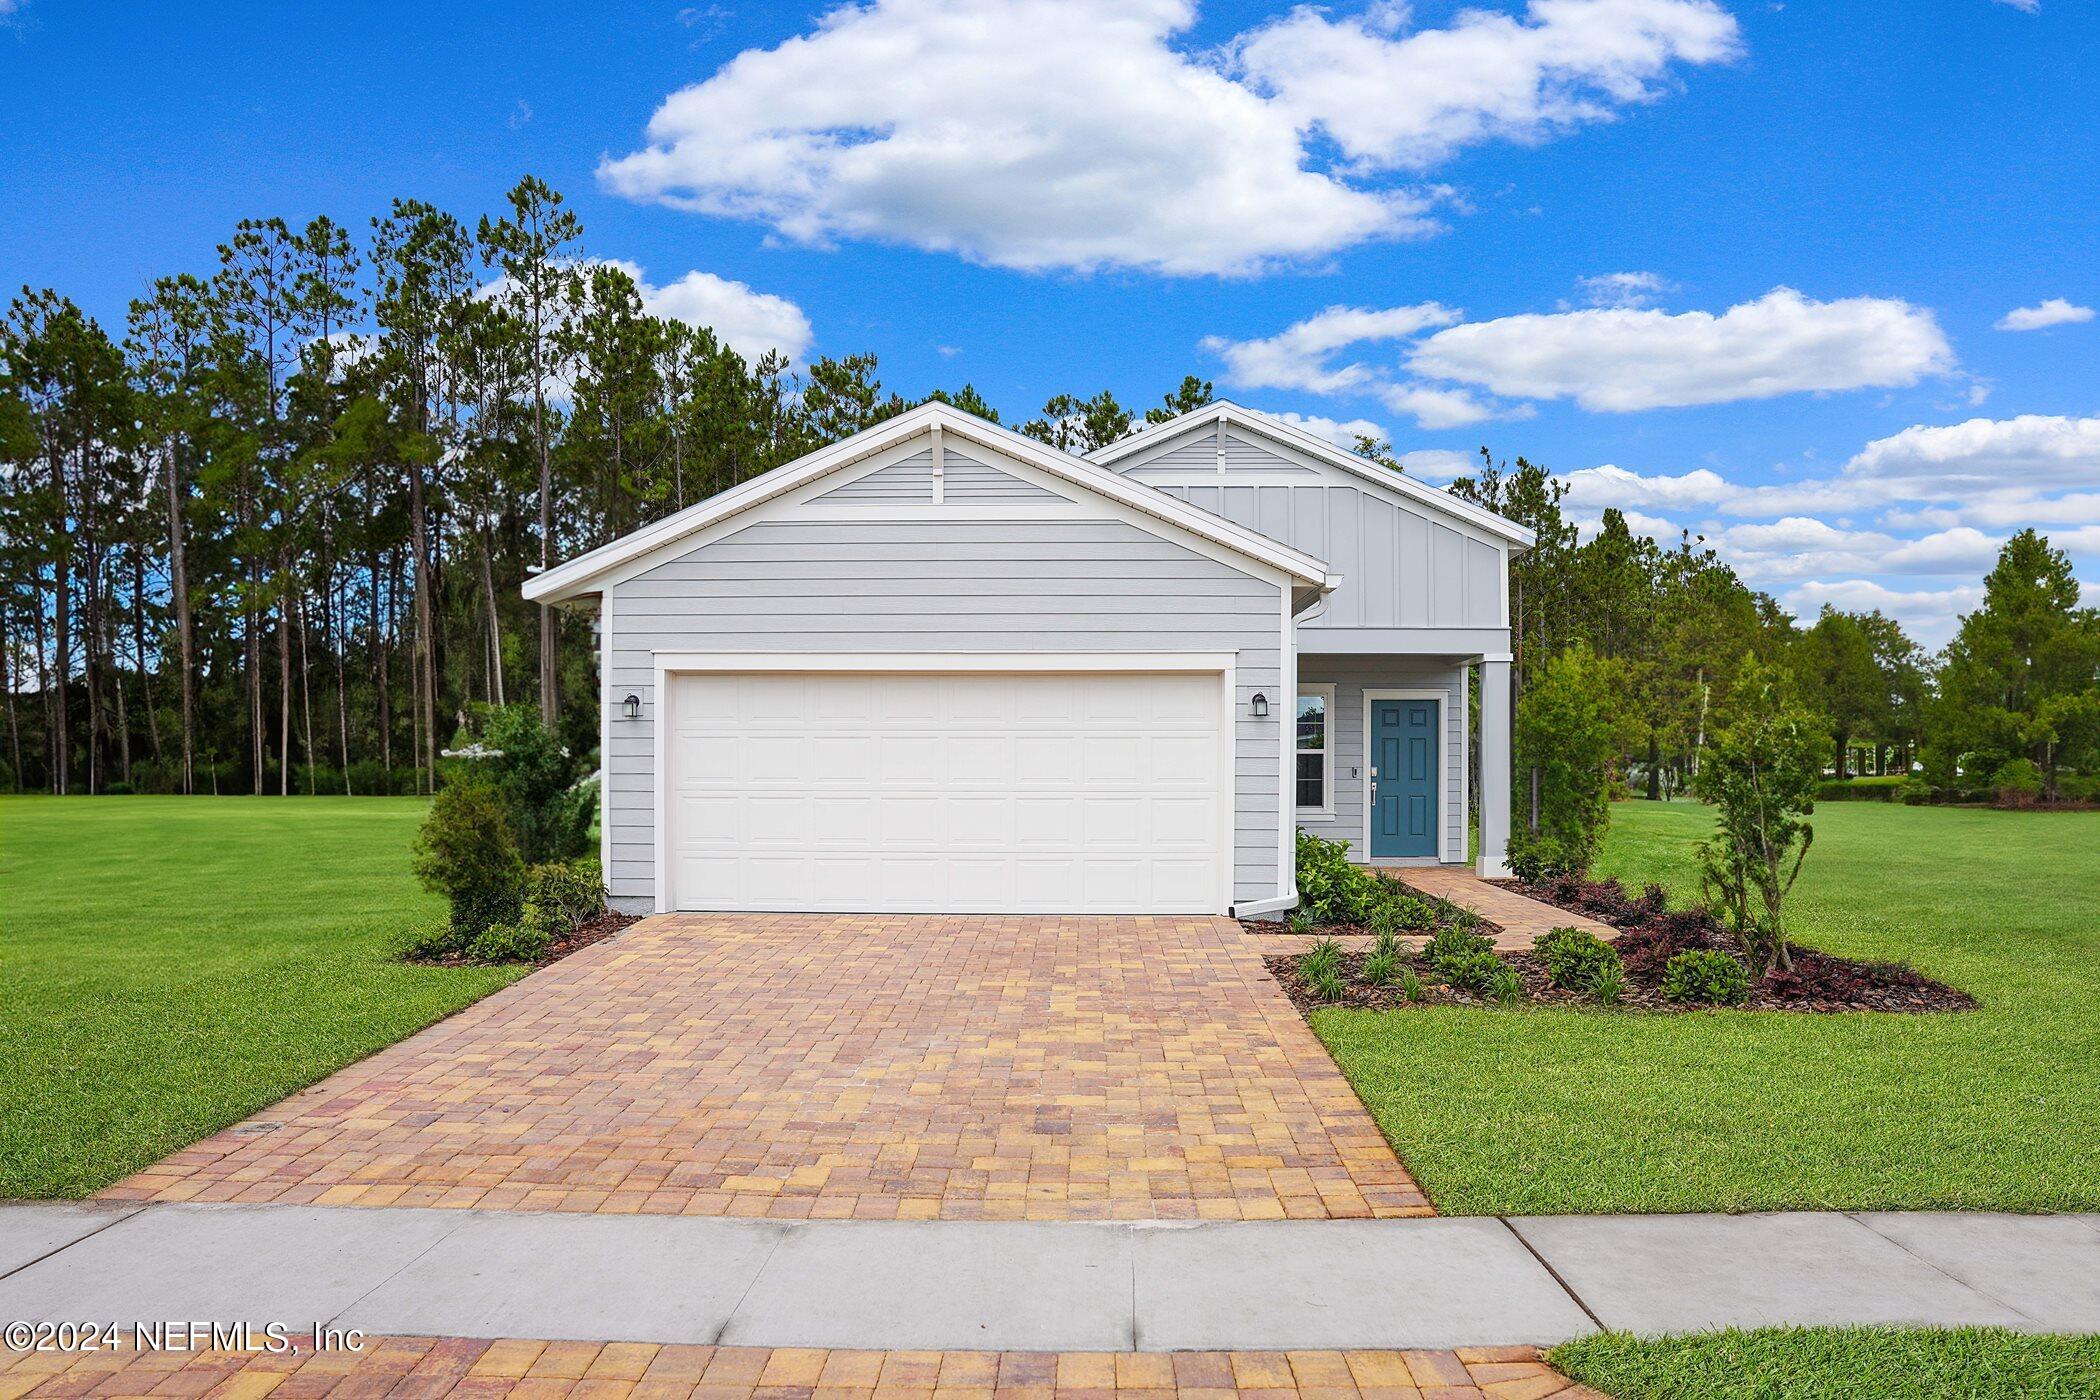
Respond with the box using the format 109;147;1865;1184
4;1203;2096;1350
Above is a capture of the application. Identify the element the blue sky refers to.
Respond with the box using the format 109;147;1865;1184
3;0;2094;644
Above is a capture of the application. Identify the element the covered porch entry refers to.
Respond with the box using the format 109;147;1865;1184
1290;652;1513;877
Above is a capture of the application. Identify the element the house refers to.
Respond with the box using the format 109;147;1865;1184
523;400;1530;917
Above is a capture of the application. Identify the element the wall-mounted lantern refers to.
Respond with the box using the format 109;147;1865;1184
1250;692;1270;719
622;693;642;721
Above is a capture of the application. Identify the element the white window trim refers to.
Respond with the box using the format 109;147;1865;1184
1360;687;1458;865
1294;683;1337;822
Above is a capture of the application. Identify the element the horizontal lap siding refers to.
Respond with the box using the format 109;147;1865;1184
1295;655;1467;864
605;517;1284;907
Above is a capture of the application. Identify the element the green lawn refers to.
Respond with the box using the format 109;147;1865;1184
1551;1328;2100;1399
1314;801;2100;1215
0;796;523;1199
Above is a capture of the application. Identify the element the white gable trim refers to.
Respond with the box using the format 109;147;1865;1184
525;402;1334;604
1088;402;1535;549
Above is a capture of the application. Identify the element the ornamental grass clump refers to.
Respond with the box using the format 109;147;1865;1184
1360;948;1399;987
1662;949;1752;1006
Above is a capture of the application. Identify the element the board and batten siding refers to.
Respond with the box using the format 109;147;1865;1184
1110;427;1505;632
1296;654;1468;863
602;516;1287;908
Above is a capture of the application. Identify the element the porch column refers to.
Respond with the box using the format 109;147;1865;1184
1477;654;1513;877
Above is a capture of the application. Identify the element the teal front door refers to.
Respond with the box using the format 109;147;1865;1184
1370;698;1439;859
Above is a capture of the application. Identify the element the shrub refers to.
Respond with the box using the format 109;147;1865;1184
346;760;395;795
1506;829;1579;884
1533;925;1624;1000
1360;949;1398;987
1425;923;1492;967
1513;644;1626;876
1897;777;1934;806
1694;658;1823;975
1295;829;1387;924
412;777;526;935
524;859;604;936
1437;947;1509;996
466;921;552;964
1991;758;2045;807
449;704;595;864
103;781;134;796
402;923;468;960
2058;774;2100;803
1661;949;1751;1006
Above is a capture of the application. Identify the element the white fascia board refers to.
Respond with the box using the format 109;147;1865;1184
1089;401;1536;550
524;401;1334;603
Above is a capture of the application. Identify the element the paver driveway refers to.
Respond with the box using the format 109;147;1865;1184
105;915;1428;1220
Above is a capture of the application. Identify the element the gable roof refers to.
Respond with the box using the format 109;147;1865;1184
1086;401;1535;549
523;401;1335;604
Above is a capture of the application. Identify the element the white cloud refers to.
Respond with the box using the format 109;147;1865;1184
1407;287;1955;411
1541;414;2100;643
1373;380;1516;429
1202;304;1460;394
1575;270;1672;308
603;0;1738;276
1995;297;2094;331
1210;286;1954;426
1991;0;2040;14
1781;580;1985;638
1236;0;1741;170
626;266;814;365
1267;410;1391;451
1841;414;2100;494
482;258;813;368
1397;448;1480;480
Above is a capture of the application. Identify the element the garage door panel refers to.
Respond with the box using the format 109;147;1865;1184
945;734;1012;780
666;670;1227;913
1014;735;1080;781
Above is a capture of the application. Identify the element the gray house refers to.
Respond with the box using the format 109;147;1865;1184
525;400;1528;917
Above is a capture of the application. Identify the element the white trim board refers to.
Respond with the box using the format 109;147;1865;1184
1360;687;1458;865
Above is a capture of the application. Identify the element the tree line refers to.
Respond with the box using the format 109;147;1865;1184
5;175;2093;803
0;175;1214;797
1446;449;2100;804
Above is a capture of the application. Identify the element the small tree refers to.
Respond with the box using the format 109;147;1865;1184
473;703;595;864
412;777;526;935
1512;644;1625;877
1692;658;1825;973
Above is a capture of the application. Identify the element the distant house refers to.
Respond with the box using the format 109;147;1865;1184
526;400;1528;916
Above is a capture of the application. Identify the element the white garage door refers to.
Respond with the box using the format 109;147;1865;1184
663;670;1228;913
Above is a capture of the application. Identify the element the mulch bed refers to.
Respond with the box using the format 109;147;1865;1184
413;908;641;969
1262;873;1974;1015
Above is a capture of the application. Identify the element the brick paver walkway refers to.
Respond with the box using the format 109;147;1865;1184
103;915;1427;1220
0;1339;1598;1399
1394;870;1615;946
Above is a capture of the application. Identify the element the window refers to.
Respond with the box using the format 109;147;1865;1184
1295;686;1334;815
